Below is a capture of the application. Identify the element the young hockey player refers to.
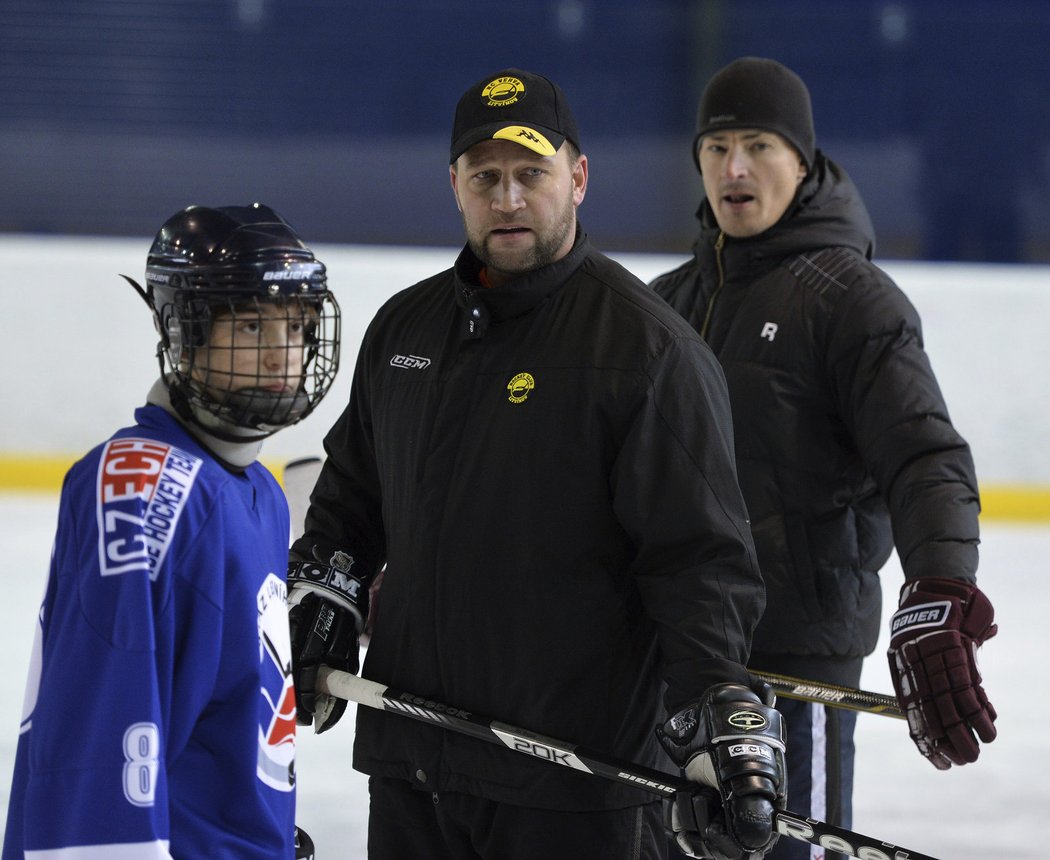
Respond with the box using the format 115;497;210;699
2;203;340;859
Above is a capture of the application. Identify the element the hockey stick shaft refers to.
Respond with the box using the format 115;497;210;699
751;670;905;720
279;458;904;725
282;456;323;541
317;667;938;860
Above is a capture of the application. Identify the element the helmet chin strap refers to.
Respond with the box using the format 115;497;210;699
149;378;265;468
219;387;312;430
185;398;273;445
177;381;310;441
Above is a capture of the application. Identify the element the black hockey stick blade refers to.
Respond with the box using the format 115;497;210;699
317;667;941;860
751;669;905;720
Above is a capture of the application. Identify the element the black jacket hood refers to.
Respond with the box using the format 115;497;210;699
694;150;876;267
653;148;979;660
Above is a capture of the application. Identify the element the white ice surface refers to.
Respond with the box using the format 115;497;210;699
0;494;1046;858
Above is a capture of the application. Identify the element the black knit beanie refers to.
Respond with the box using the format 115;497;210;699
693;57;815;172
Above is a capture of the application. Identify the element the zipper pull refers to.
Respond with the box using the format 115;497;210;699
700;232;727;340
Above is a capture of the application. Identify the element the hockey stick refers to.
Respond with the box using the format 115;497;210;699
751;670;904;720
317;667;940;860
283;456;323;540
282;458;905;724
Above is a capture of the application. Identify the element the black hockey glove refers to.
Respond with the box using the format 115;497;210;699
294;825;315;860
656;683;786;860
288;544;370;734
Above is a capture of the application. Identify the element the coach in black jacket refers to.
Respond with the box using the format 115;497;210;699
287;69;787;859
652;57;998;860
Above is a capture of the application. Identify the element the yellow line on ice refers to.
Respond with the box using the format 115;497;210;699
1;456;1048;523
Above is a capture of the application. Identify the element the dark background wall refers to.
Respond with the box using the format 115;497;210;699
1;0;1047;260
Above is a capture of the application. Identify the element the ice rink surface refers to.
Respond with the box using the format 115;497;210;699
0;493;1045;859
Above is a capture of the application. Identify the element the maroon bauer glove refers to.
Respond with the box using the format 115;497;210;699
887;576;997;770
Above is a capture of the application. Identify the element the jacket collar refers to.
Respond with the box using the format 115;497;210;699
453;223;589;337
692;151;875;276
146;377;262;471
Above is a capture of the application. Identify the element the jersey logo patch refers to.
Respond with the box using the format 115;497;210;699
96;438;202;579
257;572;296;792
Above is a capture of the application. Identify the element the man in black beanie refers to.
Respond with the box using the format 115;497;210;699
652;57;998;860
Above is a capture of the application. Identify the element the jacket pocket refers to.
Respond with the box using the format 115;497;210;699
783;513;825;623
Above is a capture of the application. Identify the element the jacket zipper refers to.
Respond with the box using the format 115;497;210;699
700;231;726;340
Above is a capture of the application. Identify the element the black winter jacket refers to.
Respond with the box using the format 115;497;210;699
301;229;763;810
652;155;980;658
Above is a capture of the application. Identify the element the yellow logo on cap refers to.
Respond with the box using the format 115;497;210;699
493;125;556;157
507;372;535;404
482;76;525;107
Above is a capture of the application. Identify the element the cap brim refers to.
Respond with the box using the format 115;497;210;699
450;123;566;163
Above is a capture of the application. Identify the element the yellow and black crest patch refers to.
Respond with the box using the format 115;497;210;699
506;371;535;404
482;76;526;108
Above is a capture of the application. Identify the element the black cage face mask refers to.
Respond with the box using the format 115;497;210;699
160;290;340;438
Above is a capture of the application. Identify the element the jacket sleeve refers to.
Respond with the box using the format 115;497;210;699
827;272;980;582
294;329;386;577
613;335;765;712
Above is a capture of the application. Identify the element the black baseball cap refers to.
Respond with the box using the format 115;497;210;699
449;68;581;164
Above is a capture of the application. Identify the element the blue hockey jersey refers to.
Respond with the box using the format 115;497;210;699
3;405;297;859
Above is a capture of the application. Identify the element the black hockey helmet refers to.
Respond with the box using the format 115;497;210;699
125;203;340;440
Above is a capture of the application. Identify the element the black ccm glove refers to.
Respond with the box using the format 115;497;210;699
287;544;370;733
656;683;786;860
